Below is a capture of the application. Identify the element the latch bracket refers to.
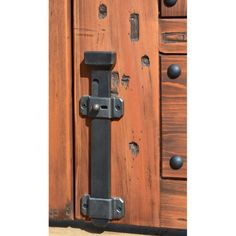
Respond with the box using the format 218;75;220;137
79;51;125;227
81;194;125;220
80;96;124;119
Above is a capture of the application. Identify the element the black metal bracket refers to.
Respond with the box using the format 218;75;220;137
81;195;124;220
80;96;124;119
79;51;125;227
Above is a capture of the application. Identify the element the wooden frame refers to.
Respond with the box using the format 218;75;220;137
49;0;74;220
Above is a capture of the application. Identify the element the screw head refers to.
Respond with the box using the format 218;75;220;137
167;64;181;79
169;155;183;170
92;104;100;111
164;0;177;7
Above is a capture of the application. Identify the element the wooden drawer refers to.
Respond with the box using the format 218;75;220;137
160;0;187;17
159;19;187;54
161;55;187;179
160;179;187;229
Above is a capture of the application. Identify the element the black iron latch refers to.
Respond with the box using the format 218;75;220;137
79;51;125;227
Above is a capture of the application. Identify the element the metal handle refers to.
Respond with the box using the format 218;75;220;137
79;51;125;227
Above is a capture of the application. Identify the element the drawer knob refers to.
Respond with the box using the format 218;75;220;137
167;64;181;79
170;155;183;170
164;0;177;7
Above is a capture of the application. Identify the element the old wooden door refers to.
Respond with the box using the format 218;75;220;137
49;0;187;231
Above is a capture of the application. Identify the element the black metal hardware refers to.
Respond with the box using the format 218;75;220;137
79;51;125;227
169;155;183;170
80;96;124;119
167;64;181;79
164;0;177;7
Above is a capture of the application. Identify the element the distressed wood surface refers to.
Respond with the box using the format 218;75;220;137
160;179;187;229
74;0;161;227
159;19;187;54
160;0;187;17
49;0;74;220
161;55;187;179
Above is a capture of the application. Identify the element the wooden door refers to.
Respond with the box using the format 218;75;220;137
49;0;187;231
74;0;161;227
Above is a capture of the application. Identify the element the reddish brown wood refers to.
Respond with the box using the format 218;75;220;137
160;0;187;17
159;19;187;54
74;0;161;227
49;0;74;220
160;179;187;229
161;55;187;179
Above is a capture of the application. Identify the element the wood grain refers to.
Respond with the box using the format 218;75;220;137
74;0;161;227
159;19;187;54
49;0;74;220
160;179;187;229
160;0;187;17
161;55;187;179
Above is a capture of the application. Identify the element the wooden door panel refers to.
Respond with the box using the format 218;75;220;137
74;0;161;227
159;19;187;54
161;55;187;179
160;179;187;229
49;0;74;220
160;0;187;17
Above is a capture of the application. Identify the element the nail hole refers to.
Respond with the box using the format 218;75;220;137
81;103;87;109
121;75;130;89
115;105;121;111
116;207;122;213
99;4;107;19
129;142;139;157
141;55;150;67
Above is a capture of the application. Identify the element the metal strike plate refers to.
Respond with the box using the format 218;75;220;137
81;194;125;220
80;96;124;119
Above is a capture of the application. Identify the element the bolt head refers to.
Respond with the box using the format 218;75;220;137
92;104;100;111
167;64;181;79
164;0;177;7
169;155;183;170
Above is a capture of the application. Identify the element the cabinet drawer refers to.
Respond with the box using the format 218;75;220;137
161;55;187;179
160;0;187;17
159;19;187;54
160;179;187;229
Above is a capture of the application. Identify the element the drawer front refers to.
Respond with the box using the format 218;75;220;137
160;0;187;17
159;19;187;54
160;179;187;229
161;55;187;179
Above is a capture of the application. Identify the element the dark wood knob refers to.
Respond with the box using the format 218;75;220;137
167;64;181;79
169;155;183;170
164;0;177;7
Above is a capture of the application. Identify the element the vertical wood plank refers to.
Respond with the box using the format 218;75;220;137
49;0;74;220
74;0;160;227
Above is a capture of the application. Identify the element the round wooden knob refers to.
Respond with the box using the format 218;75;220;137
167;64;181;79
169;156;183;170
164;0;177;7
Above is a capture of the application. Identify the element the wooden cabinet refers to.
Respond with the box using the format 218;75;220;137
49;0;187;233
160;0;187;17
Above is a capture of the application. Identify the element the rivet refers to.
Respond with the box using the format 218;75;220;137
164;0;178;7
167;64;181;79
169;155;183;170
92;104;100;111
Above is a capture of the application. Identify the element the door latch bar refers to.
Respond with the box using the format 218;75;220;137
79;51;125;227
